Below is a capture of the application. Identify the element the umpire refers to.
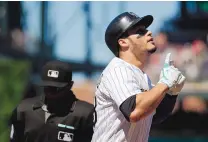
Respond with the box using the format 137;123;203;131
10;60;95;142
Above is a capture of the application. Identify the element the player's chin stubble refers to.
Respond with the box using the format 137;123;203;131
148;46;157;54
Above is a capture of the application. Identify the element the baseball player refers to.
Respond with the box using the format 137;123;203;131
91;12;186;142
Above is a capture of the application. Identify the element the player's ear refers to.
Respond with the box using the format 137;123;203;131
118;38;128;52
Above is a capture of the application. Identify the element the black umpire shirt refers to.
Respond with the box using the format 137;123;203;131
10;95;96;142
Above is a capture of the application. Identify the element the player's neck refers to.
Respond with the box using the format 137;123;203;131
120;54;145;71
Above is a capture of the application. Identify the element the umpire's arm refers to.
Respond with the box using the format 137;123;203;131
9;108;24;142
152;94;177;124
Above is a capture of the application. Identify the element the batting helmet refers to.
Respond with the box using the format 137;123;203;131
105;12;153;56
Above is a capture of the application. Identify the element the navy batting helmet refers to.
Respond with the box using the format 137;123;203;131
105;12;153;56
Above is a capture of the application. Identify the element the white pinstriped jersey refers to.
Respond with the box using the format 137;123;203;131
92;57;154;142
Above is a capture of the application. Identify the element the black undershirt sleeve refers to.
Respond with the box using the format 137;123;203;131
119;94;177;123
152;94;177;124
119;95;136;122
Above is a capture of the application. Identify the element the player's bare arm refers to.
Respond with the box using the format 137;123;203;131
123;53;185;122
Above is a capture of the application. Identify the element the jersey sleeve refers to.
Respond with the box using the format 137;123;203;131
10;107;25;142
104;66;142;107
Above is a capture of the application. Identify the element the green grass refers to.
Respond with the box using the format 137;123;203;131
0;59;31;142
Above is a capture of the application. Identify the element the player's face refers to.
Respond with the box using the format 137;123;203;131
127;25;156;55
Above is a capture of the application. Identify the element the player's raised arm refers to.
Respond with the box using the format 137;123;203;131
92;11;186;142
129;53;183;122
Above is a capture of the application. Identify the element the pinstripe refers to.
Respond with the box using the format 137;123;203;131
141;119;146;142
123;67;134;96
97;87;108;137
113;68;127;101
92;57;154;142
109;71;123;103
115;67;129;99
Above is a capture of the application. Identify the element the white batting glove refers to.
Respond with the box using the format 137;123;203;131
168;74;186;95
158;53;182;88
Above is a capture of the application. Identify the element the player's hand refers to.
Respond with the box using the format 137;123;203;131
168;74;186;95
158;53;182;88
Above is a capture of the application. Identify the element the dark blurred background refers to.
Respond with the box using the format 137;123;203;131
1;1;208;142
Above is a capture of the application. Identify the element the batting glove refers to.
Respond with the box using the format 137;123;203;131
168;74;186;95
158;53;182;88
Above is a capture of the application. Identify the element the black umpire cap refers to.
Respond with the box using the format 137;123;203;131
38;60;72;87
105;12;153;56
